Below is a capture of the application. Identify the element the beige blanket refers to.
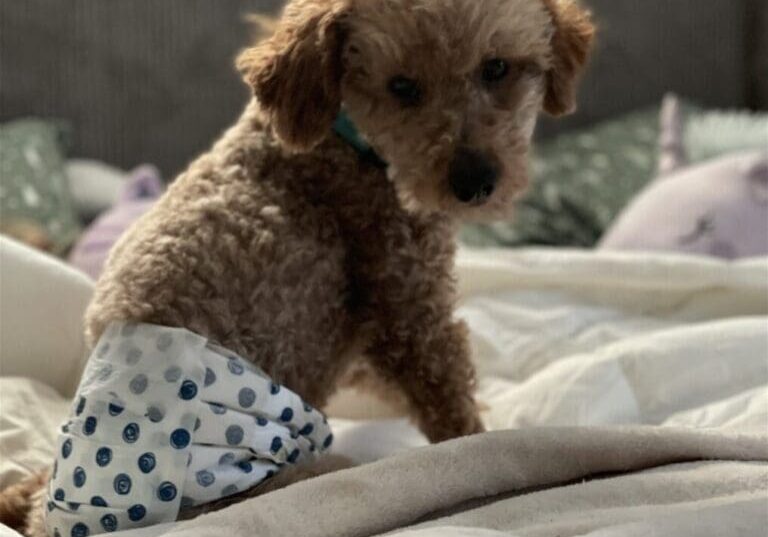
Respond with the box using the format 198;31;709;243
165;428;767;537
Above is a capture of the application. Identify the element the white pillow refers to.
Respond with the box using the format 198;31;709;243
65;159;127;220
0;237;93;397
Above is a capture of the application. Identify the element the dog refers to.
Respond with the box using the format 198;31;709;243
1;0;593;534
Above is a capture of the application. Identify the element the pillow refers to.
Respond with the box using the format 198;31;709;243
684;108;768;165
67;165;164;279
0;119;81;254
598;151;768;259
65;159;129;222
461;107;662;248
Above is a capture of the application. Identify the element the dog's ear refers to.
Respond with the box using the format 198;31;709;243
542;0;595;117
237;1;349;151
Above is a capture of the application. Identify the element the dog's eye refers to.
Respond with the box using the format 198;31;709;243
388;76;421;106
481;59;509;83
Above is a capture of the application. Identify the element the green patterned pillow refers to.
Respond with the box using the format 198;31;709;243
461;108;663;248
0;119;80;254
685;109;768;164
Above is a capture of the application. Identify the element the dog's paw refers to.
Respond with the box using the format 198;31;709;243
422;398;485;443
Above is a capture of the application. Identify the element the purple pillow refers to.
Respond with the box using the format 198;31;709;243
598;151;768;259
68;165;163;279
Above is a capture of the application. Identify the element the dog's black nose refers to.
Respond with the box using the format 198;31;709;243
448;147;499;204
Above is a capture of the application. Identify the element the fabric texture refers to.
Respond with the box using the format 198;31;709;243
0;119;81;254
461;107;661;248
684;108;768;165
0;237;93;398
598;151;768;259
45;322;332;537
599;94;768;259
67;166;164;280
65;160;129;222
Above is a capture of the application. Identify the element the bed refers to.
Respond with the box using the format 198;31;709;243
1;237;766;537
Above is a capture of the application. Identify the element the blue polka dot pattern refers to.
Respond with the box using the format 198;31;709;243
238;387;256;408
67;502;80;511
156;333;173;351
170;428;191;449
323;434;334;449
219;452;236;465
204;367;216;387
83;417;97;436
62;439;72;459
299;423;314;436
196;470;215;487
209;403;227;415
221;484;239;497
100;514;118;532
121;324;137;337
279;407;294;422
164;366;182;383
54;529;62;537
98;364;113;381
237;461;253;473
53;460;58;478
227;358;244;376
95;447;112;467
138;452;156;474
46;323;337;534
146;406;164;423
122;423;140;443
125;347;142;365
71;522;90;537
157;481;177;502
73;467;87;488
113;473;132;495
225;425;244;446
127;504;146;522
47;501;56;512
129;373;148;395
178;380;198;400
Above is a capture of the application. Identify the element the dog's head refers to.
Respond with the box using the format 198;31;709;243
238;0;594;219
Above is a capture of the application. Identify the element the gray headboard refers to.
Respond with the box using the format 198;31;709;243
1;0;765;177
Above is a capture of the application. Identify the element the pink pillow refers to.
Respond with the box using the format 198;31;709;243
598;151;768;259
68;166;163;279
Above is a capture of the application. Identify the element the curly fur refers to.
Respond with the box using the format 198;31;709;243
2;1;592;534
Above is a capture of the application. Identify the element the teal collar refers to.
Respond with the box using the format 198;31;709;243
333;112;387;169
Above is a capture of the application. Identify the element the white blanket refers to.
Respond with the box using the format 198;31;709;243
1;239;767;536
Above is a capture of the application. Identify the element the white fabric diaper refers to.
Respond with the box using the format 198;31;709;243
45;323;333;537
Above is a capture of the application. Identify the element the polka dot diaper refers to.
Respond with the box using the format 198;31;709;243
45;322;333;537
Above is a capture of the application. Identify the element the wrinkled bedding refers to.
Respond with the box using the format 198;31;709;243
1;243;767;536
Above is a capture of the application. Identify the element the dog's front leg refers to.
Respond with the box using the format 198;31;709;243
367;313;485;443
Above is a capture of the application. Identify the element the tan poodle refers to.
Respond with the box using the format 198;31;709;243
2;0;593;534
